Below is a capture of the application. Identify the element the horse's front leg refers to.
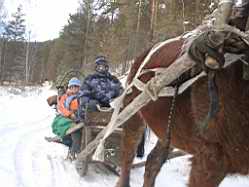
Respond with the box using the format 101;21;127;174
143;140;172;187
115;113;145;187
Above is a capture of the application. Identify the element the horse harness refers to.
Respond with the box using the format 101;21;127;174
81;24;249;161
125;25;249;160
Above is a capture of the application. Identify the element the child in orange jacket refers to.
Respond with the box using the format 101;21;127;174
51;77;82;158
57;86;79;119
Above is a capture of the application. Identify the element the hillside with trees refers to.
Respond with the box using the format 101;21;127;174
0;0;217;85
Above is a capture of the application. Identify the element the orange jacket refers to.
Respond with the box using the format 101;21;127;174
57;93;79;117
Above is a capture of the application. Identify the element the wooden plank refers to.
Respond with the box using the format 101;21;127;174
66;123;122;136
65;123;85;135
66;111;115;136
85;111;112;126
76;126;93;176
89;126;123;135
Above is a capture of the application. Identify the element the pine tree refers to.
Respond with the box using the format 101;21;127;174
0;0;6;34
3;5;26;82
57;0;97;75
5;5;26;42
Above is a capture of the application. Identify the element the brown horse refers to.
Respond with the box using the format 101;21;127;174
115;34;249;187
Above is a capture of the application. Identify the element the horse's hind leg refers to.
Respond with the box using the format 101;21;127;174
143;140;172;187
115;113;145;187
188;144;227;187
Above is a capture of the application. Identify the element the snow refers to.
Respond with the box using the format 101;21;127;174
0;85;249;187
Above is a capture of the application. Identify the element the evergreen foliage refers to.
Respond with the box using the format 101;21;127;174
0;1;217;84
0;0;6;35
0;5;26;83
4;5;26;41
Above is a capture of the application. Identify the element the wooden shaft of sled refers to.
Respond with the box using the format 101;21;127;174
149;53;197;93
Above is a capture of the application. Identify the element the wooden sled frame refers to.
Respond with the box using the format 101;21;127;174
45;106;185;176
72;110;186;177
65;110;145;177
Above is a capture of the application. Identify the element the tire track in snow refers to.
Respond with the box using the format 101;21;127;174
45;154;83;187
14;125;50;187
12;114;55;187
0;115;52;130
0;114;53;187
46;155;57;187
0;115;52;148
12;115;81;187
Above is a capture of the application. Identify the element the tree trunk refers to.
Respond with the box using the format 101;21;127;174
134;0;142;57
149;0;156;42
0;38;7;82
195;0;200;25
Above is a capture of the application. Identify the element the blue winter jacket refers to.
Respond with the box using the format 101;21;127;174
77;72;123;119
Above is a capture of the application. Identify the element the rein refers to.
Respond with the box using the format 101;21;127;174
200;71;220;131
164;82;179;161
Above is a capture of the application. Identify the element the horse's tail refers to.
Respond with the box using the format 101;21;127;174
136;127;148;158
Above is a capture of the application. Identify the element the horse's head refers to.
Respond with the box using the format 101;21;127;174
188;27;249;70
185;26;249;132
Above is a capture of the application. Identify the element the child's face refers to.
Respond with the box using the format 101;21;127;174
68;85;80;94
96;64;109;73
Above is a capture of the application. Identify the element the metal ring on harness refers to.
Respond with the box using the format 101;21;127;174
96;105;113;112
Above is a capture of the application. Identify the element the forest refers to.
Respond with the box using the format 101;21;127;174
0;0;217;85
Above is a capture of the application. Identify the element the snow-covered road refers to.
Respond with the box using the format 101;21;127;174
1;85;249;187
0;85;126;187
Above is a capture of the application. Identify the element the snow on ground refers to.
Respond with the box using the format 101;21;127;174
0;85;249;187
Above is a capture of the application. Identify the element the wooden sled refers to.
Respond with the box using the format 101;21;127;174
75;110;186;176
46;109;185;176
76;110;125;176
44;109;125;175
